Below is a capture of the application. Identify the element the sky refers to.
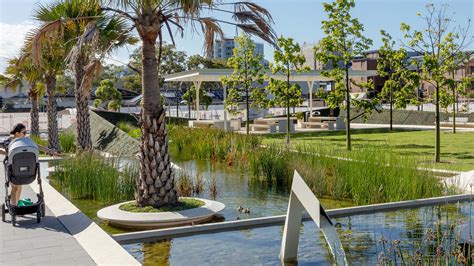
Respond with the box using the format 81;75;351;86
0;0;472;72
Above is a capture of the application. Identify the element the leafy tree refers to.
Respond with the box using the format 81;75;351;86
438;37;472;134
400;3;472;162
187;54;227;70
377;31;421;131
314;0;373;151
181;85;212;110
94;79;122;111
127;44;187;86
222;33;267;135
267;37;308;144
104;0;276;208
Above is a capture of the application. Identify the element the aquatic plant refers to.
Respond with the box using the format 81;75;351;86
59;132;76;153
176;169;193;197
193;173;205;195
51;152;138;202
250;144;450;205
208;174;219;200
168;126;261;165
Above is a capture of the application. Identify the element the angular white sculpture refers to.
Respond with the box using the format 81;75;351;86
280;170;347;264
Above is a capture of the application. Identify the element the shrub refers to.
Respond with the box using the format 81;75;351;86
118;121;141;138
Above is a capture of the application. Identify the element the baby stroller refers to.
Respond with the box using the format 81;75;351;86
1;137;45;226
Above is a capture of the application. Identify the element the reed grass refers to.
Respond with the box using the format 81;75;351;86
250;144;449;205
168;126;260;165
59;132;76;153
168;126;453;205
176;169;193;197
208;174;219;200
51;152;138;202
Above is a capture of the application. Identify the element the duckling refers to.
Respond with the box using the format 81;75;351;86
237;205;244;212
243;208;250;214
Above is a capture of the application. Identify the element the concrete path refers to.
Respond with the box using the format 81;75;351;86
0;156;95;266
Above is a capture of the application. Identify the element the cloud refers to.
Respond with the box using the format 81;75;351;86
0;21;37;72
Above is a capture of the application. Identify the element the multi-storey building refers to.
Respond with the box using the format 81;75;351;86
211;37;267;66
351;50;474;98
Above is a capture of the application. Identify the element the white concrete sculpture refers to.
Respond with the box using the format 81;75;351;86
280;170;347;264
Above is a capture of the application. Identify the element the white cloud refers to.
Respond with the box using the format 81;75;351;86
0;21;38;72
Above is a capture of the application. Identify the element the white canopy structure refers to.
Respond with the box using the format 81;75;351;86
164;68;377;131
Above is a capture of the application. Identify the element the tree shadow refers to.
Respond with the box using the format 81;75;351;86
96;128;118;151
394;144;434;149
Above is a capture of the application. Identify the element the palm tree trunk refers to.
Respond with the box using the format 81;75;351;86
45;75;59;151
74;59;92;151
30;92;40;137
137;39;177;208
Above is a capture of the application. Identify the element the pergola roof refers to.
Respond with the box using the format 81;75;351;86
164;68;377;83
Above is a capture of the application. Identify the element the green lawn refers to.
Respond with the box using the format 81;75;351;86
262;128;474;171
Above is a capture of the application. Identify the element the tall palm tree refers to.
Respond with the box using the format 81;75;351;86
103;0;276;207
34;0;137;151
27;24;66;151
1;56;44;137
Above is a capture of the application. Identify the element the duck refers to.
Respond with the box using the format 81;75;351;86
243;208;250;214
237;205;244;212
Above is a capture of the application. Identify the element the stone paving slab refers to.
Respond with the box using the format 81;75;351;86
0;156;95;266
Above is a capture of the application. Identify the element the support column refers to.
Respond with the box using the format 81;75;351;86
222;83;228;132
193;81;202;121
307;81;315;118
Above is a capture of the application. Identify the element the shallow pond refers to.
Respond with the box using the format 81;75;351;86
124;201;474;265
44;158;354;234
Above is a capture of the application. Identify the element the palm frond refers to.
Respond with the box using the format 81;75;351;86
31;20;63;67
80;59;102;94
198;17;224;57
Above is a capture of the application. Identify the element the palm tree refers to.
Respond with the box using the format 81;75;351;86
26;25;65;151
103;0;276;207
1;56;44;137
34;0;137;151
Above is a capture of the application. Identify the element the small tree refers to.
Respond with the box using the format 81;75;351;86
222;33;267;134
267;36;308;144
400;3;472;162
377;30;421;131
94;79;122;111
439;36;472;134
314;0;373;151
182;84;212;110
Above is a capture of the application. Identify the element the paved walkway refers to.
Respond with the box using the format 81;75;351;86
0;156;95;265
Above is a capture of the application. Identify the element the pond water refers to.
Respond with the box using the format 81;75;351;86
124;201;473;265
44;158;354;234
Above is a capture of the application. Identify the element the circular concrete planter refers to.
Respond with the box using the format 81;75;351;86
97;197;225;229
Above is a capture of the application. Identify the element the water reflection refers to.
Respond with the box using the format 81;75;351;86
124;201;473;265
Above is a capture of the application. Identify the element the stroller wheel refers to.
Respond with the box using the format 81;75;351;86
1;204;5;222
11;214;16;227
37;211;41;223
41;203;46;217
